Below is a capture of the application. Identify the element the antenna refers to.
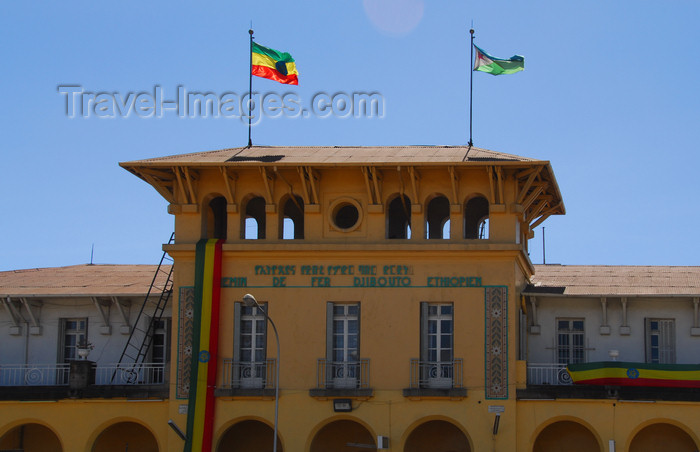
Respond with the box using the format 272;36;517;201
90;244;94;265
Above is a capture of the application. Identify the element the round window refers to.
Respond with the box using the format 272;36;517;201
330;199;362;232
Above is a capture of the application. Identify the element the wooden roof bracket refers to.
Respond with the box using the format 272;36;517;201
448;166;459;205
3;296;22;329
486;167;496;204
522;184;545;212
173;167;189;204
495;166;505;204
361;166;376;204
408;166;420;203
183;167;197;205
306;166;320;205
20;297;42;335
274;167;303;211
220;167;238;207
92;297;111;334
113;296;132;334
517;166;542;204
259;167;276;205
297;167;311;205
137;170;175;204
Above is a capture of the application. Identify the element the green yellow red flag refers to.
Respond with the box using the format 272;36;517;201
473;44;524;75
252;42;298;85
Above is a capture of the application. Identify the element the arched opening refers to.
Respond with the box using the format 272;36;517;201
92;421;158;452
280;195;304;239
426;195;450;239
0;423;62;452
404;420;470;452
205;195;227;240
310;419;375;452
217;420;282;452
387;194;411;239
629;423;697;452
464;196;489;239
533;420;600;452
242;196;266;240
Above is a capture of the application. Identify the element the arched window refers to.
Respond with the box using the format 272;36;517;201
464;196;489;239
242;196;266;240
280;195;304;239
387;194;411;239
426;195;450;239
204;196;227;240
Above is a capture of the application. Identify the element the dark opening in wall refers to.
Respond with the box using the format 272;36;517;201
206;196;227;240
333;203;360;230
387;195;411;239
426;195;450;239
464;196;489;239
242;196;266;240
281;195;304;239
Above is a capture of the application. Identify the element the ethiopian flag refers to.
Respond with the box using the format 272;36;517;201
184;238;224;452
567;362;700;388
473;45;524;75
252;42;299;85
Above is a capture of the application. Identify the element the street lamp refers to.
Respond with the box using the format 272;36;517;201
243;293;280;452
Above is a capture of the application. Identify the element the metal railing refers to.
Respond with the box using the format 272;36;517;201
0;363;165;386
221;359;276;389
0;364;70;386
316;359;370;390
527;363;573;385
96;363;165;385
409;359;463;389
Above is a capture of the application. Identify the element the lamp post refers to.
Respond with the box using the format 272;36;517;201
243;293;280;452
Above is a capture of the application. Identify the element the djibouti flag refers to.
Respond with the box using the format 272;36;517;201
473;44;524;75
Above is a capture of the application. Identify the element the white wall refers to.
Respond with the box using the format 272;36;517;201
526;296;700;364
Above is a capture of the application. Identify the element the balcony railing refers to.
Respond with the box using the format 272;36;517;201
0;363;165;386
527;363;573;385
0;364;70;386
221;359;276;389
316;359;370;390
408;359;463;389
98;363;165;385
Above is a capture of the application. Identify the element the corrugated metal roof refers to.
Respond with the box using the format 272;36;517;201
121;145;540;166
0;264;168;298
528;265;700;297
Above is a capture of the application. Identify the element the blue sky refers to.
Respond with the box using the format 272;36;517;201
1;0;699;271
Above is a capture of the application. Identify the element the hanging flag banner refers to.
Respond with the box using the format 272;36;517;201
252;42;299;85
473;44;524;75
184;238;224;452
567;362;700;388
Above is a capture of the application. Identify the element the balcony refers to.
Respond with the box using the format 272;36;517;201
519;362;700;402
0;362;167;400
403;359;466;398
216;359;276;397
527;363;573;386
309;359;372;398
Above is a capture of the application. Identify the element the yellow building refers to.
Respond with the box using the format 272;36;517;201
1;145;699;452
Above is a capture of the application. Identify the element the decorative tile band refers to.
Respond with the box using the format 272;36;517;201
177;286;195;399
485;286;508;399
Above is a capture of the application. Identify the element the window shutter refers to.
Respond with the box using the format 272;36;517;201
356;302;361;359
420;302;428;362
233;302;241;363
326;302;334;362
260;302;268;360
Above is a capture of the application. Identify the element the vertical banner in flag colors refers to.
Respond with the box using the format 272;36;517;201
184;238;223;452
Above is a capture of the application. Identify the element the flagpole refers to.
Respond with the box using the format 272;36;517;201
469;28;474;147
248;28;254;147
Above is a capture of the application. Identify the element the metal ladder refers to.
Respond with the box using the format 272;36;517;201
111;232;175;383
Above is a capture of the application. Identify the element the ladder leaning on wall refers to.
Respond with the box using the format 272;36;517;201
111;232;175;384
